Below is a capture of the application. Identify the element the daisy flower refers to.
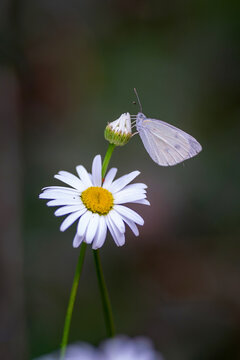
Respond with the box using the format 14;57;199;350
39;155;149;249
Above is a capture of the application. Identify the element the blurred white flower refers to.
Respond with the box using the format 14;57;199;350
99;336;164;360
34;336;164;360
39;155;149;249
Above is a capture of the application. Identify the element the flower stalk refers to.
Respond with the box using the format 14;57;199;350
60;242;87;360
93;249;115;337
102;143;115;178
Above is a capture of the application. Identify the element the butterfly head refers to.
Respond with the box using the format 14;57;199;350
136;112;146;125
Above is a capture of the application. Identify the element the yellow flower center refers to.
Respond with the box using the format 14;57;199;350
81;187;114;215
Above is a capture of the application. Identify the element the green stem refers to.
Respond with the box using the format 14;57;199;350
92;143;116;337
60;242;87;360
102;143;115;178
93;250;115;337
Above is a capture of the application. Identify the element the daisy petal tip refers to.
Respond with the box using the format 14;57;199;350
92;154;102;186
54;209;62;216
94;154;101;162
53;174;63;183
72;242;80;248
85;238;93;245
72;235;83;248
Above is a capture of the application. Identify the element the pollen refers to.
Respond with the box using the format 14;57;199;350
81;187;114;215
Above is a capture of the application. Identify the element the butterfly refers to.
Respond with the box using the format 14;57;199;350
131;90;202;166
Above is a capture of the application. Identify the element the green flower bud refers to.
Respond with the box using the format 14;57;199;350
104;113;132;146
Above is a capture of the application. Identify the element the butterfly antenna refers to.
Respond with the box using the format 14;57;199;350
134;88;143;113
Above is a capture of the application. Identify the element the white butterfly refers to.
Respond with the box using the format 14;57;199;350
133;112;202;166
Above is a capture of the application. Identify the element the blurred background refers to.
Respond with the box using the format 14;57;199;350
1;0;240;359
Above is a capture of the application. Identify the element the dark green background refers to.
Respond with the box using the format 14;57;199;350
1;0;240;359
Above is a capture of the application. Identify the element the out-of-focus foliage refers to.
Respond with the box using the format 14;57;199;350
1;1;240;359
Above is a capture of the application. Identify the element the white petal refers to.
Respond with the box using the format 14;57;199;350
123;183;148;191
77;210;92;237
72;233;84;248
39;191;80;200
76;165;93;187
109;209;125;233
132;199;150;205
54;204;85;216
114;190;146;204
106;216;119;245
102;168;117;189
92;155;102;187
85;213;99;244
121;215;139;236
60;209;86;232
92;216;107;249
116;188;146;196
42;186;81;193
47;199;82;206
109;171;140;193
114;205;144;225
55;172;85;191
88;172;93;182
106;214;125;246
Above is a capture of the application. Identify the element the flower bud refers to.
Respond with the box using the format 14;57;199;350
104;113;132;146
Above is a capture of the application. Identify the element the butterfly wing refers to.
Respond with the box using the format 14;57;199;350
136;114;202;166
